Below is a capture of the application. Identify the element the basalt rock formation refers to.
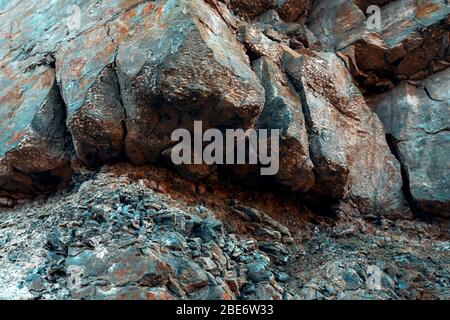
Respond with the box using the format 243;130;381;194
0;0;449;300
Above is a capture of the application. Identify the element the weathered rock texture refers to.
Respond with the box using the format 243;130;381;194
284;49;409;218
0;0;450;300
56;27;124;167
0;65;72;196
229;0;312;22
114;0;265;165
368;69;450;217
309;0;450;93
1;0;449;216
252;56;315;192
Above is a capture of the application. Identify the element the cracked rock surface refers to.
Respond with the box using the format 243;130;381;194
0;0;449;300
368;68;450;217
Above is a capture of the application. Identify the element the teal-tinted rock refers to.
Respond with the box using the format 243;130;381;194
369;68;450;217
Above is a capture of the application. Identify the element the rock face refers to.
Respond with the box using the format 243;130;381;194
252;56;315;192
114;0;265;165
285;50;409;218
353;0;393;11
56;27;124;167
0;0;146;186
229;0;277;19
309;0;450;93
1;165;449;300
368;69;450;217
1;0;448;218
276;0;313;22
0;65;72;196
1;0;450;302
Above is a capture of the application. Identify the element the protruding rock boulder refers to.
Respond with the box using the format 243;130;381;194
0;66;72;196
368;69;450;217
114;0;265;165
276;0;312;22
252;56;315;192
285;49;409;218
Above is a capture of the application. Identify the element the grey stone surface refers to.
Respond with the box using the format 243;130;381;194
252;56;315;192
368;69;450;217
285;49;409;218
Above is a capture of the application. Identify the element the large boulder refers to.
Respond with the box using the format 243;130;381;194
0;66;72;196
284;49;410;218
368;69;450;217
56;0;265;169
113;0;265;165
0;0;160;186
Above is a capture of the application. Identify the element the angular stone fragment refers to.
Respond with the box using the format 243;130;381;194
252;56;315;192
108;248;172;287
114;0;265;165
308;0;368;51
0;66;72;196
166;257;209;294
56;26;124;167
368;69;450;217
238;23;284;63
285;49;409;218
252;7;322;50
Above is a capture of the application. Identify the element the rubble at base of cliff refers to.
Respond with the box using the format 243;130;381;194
0;165;448;300
0;0;449;301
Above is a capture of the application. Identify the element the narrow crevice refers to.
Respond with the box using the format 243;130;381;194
106;21;129;160
112;59;128;156
284;68;341;214
423;86;443;103
385;134;428;221
56;84;76;161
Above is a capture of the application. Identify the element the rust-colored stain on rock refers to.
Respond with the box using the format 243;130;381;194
416;3;440;19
